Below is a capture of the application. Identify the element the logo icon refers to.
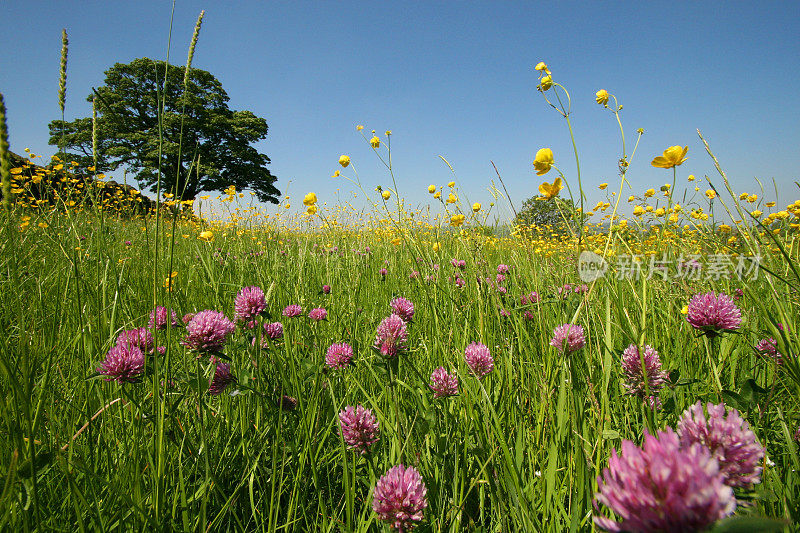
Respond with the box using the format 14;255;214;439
578;250;607;282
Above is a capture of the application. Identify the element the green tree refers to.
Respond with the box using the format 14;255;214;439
49;58;279;203
513;195;587;232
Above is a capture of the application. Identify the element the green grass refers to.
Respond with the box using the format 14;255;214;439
0;211;798;531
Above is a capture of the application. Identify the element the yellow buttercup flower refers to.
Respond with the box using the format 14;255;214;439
645;188;655;198
751;210;762;218
370;136;380;148
339;155;350;167
447;193;457;204
472;202;481;212
655;208;666;217
428;184;436;193
432;242;440;252
718;224;732;233
681;305;688;315
450;213;465;227
705;189;716;199
599;183;608;190
539;75;553;91
303;192;318;206
628;195;635;202
651;146;688;169
356;125;364;131
766;201;776;207
448;181;455;188
198;230;213;242
633;206;645;216
433;191;441;199
382;190;391;200
332;170;340;177
688;174;695;181
595;89;609;105
747;194;757;203
534;61;550;74
538;177;563;200
306;205;318;215
533;148;554;175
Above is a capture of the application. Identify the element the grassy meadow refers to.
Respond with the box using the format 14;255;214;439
1;20;800;533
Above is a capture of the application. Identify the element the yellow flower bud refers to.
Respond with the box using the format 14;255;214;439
595;89;609;105
533;148;554;176
428;184;436;193
382;190;391;200
338;155;350;167
472;202;481;212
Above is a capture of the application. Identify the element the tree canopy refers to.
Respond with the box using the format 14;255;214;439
49;58;279;203
513;195;587;233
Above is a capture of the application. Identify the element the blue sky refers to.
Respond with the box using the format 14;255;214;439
1;1;798;221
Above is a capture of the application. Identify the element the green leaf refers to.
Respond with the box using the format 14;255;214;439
710;516;787;532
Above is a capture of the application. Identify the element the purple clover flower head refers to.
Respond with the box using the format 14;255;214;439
148;306;178;330
496;273;507;284
686;292;742;335
454;276;466;288
755;337;781;364
523;310;536;321
182;310;236;352
374;314;408;357
499;308;511;318
124;240;132;246
322;284;331;294
373;464;428;531
379;268;388;278
282;304;303;318
734;288;744;300
339;405;379;454
308;307;328;321
326;342;354;370
593;428;736;532
430;367;458;398
557;283;573;298
234;286;267;322
97;344;145;383
116;327;154;353
497;264;510;274
550;324;586;354
409;270;419;279
621;344;668;398
464;342;494;378
520;291;541;305
677;401;765;488
390;297;415;323
208;362;236;395
263;321;284;341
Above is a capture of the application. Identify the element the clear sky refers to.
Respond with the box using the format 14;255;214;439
1;1;798;222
